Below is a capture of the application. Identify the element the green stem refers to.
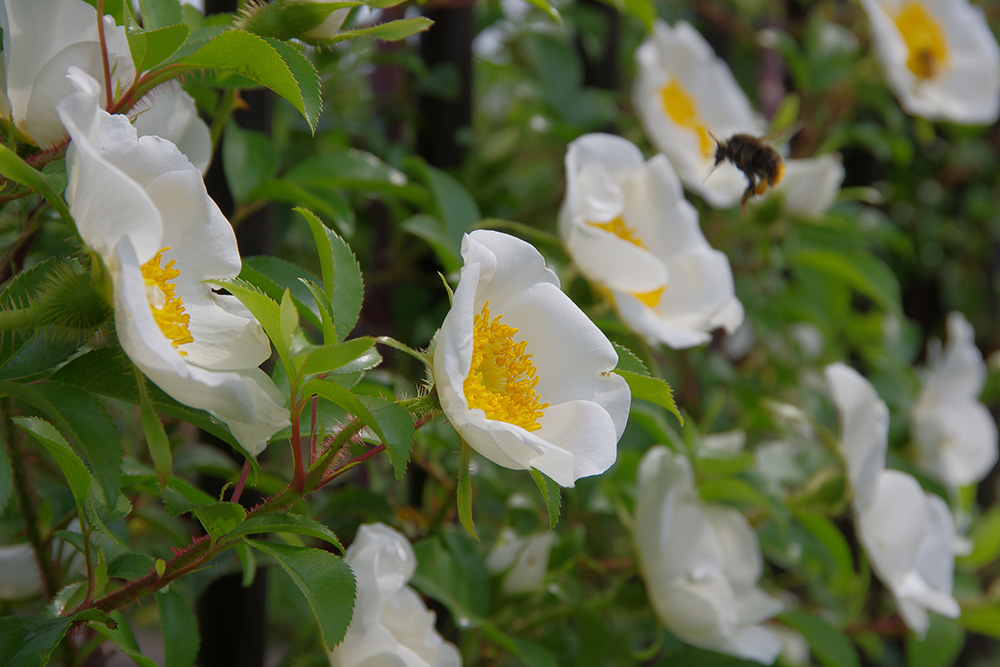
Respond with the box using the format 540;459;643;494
0;304;42;330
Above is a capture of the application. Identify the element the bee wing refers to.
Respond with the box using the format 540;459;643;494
757;122;804;146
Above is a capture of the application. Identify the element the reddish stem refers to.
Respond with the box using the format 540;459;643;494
230;460;252;505
309;397;319;464
95;0;114;110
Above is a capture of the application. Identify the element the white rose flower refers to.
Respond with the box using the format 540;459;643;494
826;362;960;637
433;230;630;488
485;528;555;596
634;446;783;664
559;133;744;349
57;68;288;456
330;523;461;667
764;155;844;218
633;20;764;208
0;0;210;168
860;0;1000;124
824;363;889;508
913;312;998;486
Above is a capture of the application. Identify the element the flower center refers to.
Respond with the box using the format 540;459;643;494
660;79;713;157
463;301;549;432
141;248;193;354
589;216;647;249
631;286;665;308
894;2;948;80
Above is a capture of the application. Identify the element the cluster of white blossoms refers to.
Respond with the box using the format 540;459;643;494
826;363;961;637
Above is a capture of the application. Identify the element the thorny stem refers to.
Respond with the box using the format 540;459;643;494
4;401;59;599
309;396;319;464
290;392;305;493
230;460;252;505
96;0;114;111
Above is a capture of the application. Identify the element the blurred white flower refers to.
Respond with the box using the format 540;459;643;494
860;0;1000;124
857;470;961;635
0;0;135;147
824;363;888;508
826;362;960;637
485;528;555;596
331;523;461;667
433;230;630;488
0;542;43;600
634;446;783;663
913;312;998;486
633;20;764;208
57;69;288;456
559;133;744;348
765;155;844;218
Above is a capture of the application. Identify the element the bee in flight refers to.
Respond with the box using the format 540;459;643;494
707;130;790;214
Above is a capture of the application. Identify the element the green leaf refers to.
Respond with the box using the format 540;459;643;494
285;151;422;200
298;207;365;340
457;439;478;540
617;370;682;425
411;530;490;621
700;477;788;528
4;381;122;506
374;335;432;368
194;502;247;540
302;279;338;344
240;255;323;330
161;477;217;517
0;143;72;223
138;0;182;29
210;278;288;373
792;248;901;313
279;289;301;360
13;416;93;508
249;181;355;234
225;514;343;552
0;259;88;381
179;30;322;132
0;616;76;667
795;510;854;590
223;121;277;203
138;375;173;489
92;611;158;667
529;468;561;528
524;0;562;24
156;589;199;667
621;0;653;30
300;337;376;376
957;505;1000;569
127;22;190;71
959;603;1000;639
358;395;413;480
611;342;648;376
329;17;434;43
249;541;356;649
400;214;462;274
906;615;964;667
779;610;859;667
415;161;481;252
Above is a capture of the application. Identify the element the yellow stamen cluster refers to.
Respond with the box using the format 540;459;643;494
463;301;549;432
632;286;665;308
141;248;193;354
895;2;948;80
660;79;713;157
589;216;647;249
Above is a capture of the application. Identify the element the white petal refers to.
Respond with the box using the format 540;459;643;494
914;400;998;486
767;155;844;218
499;532;555;596
132;83;212;173
824;363;888;507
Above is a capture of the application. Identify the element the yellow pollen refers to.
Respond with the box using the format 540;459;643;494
894;2;948;80
463;301;549;432
141;248;193;354
660;79;713;157
632;286;665;308
589;216;647;249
